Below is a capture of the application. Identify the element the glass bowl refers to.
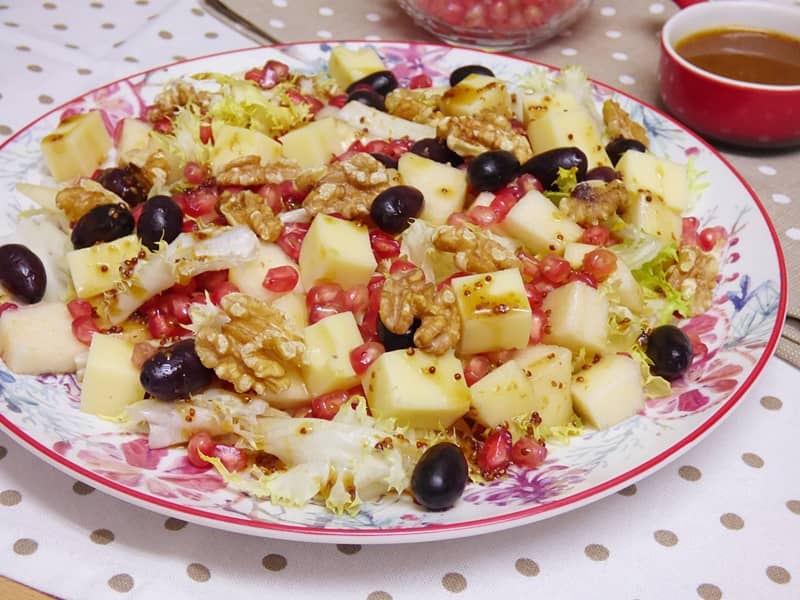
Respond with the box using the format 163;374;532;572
397;0;593;51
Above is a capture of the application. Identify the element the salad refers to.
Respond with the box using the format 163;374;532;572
0;45;725;515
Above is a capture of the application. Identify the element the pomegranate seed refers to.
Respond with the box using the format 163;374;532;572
359;307;379;341
489;189;518;221
311;389;351;420
184;188;219;218
365;139;393;155
370;229;401;260
567;270;597;289
485;349;515;365
198;121;213;145
164;293;193;324
477;425;512;476
580;225;612;246
153;117;172;134
409;73;433;88
529;308;547;344
132;342;159;369
388;138;414;158
72;315;99;345
277;222;310;262
181;220;198;233
446;211;473;227
184;162;208;185
262;265;299;294
466;204;497;228
510;437;547;468
277;179;308;208
244;67;264;83
517;252;540;281
516;172;543;193
682;216;701;247
210;281;239;305
464;355;492;386
67;298;94;319
187;432;217;468
329;94;348;108
540;255;572;284
286;88;324;114
259;59;290;89
306;283;345;308
349;341;385;375
389;259;418;275
531;279;556;298
0;302;18;317
344;284;369;315
698;226;727;252
130;202;145;226
147;312;184;339
213;443;248;472
582;248;617;282
489;0;511;25
255;184;284;214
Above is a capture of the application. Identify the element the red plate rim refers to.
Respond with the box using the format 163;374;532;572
0;40;788;542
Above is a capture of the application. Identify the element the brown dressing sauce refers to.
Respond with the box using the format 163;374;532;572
674;27;800;86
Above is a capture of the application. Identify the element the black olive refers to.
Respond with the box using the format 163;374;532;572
377;316;420;351
467;150;520;192
346;88;386;111
584;165;619;183
519;146;588;190
71;203;135;250
409;138;463;166
0;244;46;304
645;325;693;381
140;339;214;401
346;70;398;96
449;64;494;87
137;195;183;251
94;165;151;206
411;442;469;511
605;138;647;166
370;185;424;234
370;152;398;169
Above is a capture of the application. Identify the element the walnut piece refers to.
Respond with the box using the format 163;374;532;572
56;185;116;222
379;268;461;355
666;245;719;316
304;153;400;220
219;190;283;242
603;99;649;147
432;225;521;274
215;155;312;187
193;293;305;395
559;179;630;227
147;81;211;123
385;88;443;126
437;112;533;163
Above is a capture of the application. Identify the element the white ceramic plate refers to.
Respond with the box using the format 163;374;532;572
0;42;786;543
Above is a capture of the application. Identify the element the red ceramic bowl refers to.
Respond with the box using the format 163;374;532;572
659;1;800;148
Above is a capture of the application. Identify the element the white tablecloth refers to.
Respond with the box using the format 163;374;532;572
0;2;797;599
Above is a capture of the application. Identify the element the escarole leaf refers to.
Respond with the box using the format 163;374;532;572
631;245;691;324
543;166;580;203
629;344;672;399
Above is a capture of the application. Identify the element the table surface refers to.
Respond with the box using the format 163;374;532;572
0;1;798;599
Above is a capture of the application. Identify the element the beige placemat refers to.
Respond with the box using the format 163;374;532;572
203;0;800;364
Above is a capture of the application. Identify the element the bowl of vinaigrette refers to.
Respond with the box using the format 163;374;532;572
659;1;800;148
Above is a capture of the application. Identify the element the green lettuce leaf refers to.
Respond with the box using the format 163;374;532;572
543;166;580;202
631;245;691;323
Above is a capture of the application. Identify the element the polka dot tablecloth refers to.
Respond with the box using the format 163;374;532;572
0;1;799;599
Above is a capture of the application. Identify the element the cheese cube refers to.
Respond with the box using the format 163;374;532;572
541;281;608;355
328;46;386;89
260;367;311;410
571;353;644;430
67;234;142;299
210;123;282;173
280;118;357;169
228;242;302;303
397;152;468;225
0;303;87;374
363;349;470;429
271;293;308;332
622;192;682;244
40;111;112;182
80;334;145;417
616;150;690;213
469;359;538;429
117;118;153;157
501;190;583;255
562;242;643;313
439;74;512;118
452;269;532;355
513;344;574;429
298;214;376;290
526;93;610;169
301;311;363;396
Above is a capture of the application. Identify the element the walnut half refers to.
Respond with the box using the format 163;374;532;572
437;112;533;163
219;190;283;242
193;293;305;395
666;245;719;316
432;225;520;274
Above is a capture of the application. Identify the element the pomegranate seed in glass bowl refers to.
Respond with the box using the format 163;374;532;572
396;0;592;51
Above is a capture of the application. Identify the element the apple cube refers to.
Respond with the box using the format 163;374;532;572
526;93;611;170
501;189;583;255
117;118;153;157
563;242;643;313
469;359;538;429
298;214;376;290
513;344;574;429
571;353;644;430
67;234;142;299
452;268;532;355
0;302;87;374
541;281;608;355
363;349;470;429
228;241;302;303
397;152;468;225
616;150;690;213
271;293;308;332
80;334;145;418
337;101;436;141
301;311;363;396
210;123;282;173
40;110;112;182
260;366;311;410
622;192;682;245
328;46;386;89
279;117;357;169
439;74;512;117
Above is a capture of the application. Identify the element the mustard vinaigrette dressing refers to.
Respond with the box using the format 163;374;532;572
674;27;800;86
